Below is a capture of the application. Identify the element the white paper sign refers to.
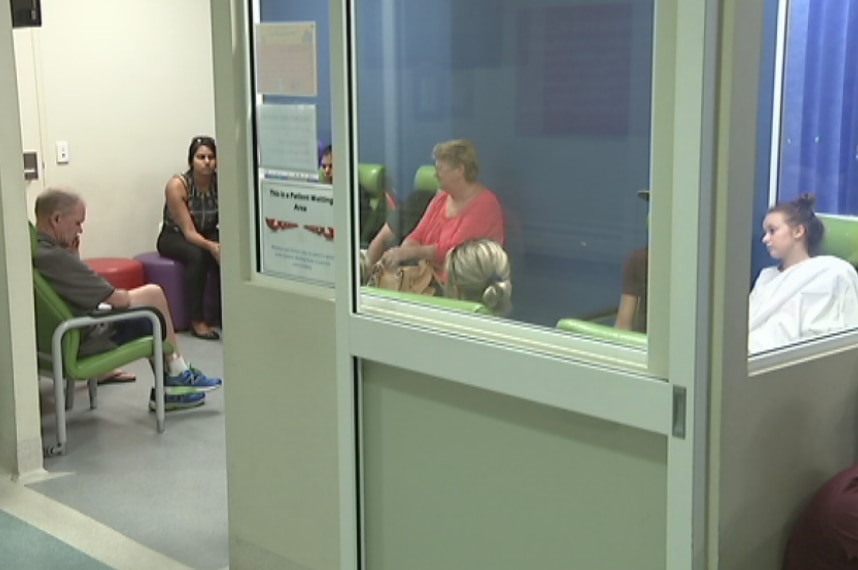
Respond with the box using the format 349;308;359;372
255;22;317;96
257;103;319;176
260;179;335;286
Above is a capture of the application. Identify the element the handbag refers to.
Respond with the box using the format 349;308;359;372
367;259;439;296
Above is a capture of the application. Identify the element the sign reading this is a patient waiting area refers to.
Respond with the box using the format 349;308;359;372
259;179;335;286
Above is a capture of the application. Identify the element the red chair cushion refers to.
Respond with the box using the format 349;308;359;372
84;257;145;290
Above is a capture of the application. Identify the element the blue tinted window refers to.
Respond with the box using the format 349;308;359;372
356;0;654;342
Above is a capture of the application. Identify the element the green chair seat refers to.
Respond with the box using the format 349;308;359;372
68;338;162;380
556;318;648;348
362;286;492;315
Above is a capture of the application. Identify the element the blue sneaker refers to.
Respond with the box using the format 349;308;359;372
148;388;205;412
164;368;223;394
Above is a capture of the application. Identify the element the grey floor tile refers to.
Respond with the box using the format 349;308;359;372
30;332;228;570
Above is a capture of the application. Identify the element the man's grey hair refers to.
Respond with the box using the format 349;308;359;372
35;188;82;220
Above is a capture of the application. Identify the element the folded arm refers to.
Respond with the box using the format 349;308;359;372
165;177;220;260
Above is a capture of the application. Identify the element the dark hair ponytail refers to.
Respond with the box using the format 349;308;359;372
769;192;825;254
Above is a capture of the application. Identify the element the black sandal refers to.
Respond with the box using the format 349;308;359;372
191;328;220;341
96;369;137;385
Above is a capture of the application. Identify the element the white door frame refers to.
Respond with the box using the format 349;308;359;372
328;1;723;570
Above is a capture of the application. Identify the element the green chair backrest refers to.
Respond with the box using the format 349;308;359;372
414;165;440;193
317;162;388;245
362;286;492;315
318;162;386;198
817;214;858;265
556;318;648;349
358;163;386;202
357;163;387;246
33;268;83;360
317;163;386;202
28;223;83;362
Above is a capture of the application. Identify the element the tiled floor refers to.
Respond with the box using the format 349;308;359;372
5;332;228;570
0;475;194;569
0;509;112;570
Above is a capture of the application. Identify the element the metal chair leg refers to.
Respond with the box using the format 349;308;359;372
52;369;67;456
87;378;97;409
65;376;74;410
154;345;165;433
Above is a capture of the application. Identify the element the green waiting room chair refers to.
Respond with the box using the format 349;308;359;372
30;223;171;456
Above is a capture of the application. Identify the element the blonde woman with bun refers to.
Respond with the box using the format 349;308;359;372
444;238;512;316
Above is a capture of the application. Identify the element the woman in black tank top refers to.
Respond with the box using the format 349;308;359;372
157;136;221;340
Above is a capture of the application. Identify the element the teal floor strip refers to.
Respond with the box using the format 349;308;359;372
0;510;112;570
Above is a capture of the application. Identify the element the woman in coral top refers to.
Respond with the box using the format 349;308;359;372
379;139;505;278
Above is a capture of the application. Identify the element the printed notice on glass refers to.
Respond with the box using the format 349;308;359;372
259;179;335;287
255;22;317;96
257;103;318;176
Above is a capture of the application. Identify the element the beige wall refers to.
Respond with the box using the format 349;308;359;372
223;292;341;569
0;5;45;477
708;2;858;568
212;2;670;566
210;2;343;567
363;363;668;570
211;0;858;568
18;0;215;258
718;352;858;569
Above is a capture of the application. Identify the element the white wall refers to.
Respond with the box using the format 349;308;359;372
21;0;215;258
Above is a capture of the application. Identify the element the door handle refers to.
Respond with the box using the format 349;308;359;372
23;151;39;181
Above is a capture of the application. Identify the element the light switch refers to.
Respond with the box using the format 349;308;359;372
56;141;69;164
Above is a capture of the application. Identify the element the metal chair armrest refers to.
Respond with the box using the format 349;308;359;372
87;305;168;340
47;306;167;456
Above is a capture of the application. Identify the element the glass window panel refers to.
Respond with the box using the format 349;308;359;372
753;0;858;355
354;0;655;350
250;1;338;285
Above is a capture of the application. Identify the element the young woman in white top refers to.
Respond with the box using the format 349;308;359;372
749;193;858;353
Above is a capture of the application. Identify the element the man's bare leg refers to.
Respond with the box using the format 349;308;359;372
127;284;180;352
126;283;221;394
